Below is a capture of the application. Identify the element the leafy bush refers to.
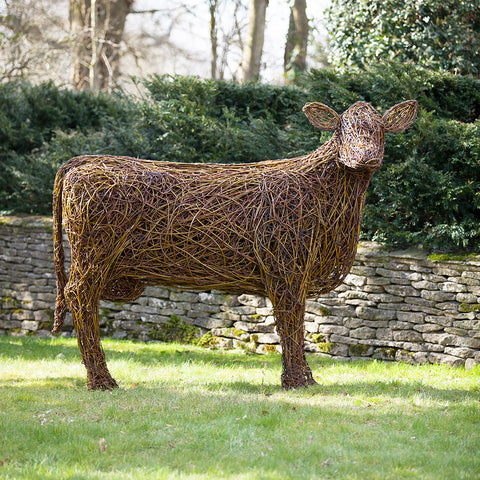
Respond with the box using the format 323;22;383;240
1;66;480;251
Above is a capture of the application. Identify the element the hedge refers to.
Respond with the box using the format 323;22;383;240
1;63;479;251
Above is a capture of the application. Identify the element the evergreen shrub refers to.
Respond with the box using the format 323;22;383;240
1;65;479;251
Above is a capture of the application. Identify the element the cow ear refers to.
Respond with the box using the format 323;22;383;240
303;102;340;131
383;100;418;133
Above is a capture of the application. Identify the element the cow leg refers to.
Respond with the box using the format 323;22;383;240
65;271;118;390
270;293;317;389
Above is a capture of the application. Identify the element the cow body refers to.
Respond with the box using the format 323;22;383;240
53;100;417;390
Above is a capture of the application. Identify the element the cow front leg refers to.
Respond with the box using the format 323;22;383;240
65;274;118;390
270;295;317;389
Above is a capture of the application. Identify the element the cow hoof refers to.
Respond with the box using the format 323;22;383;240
281;373;317;390
87;376;119;391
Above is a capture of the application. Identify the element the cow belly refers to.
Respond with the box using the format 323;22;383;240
113;240;266;296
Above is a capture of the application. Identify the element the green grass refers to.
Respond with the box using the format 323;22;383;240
0;336;479;479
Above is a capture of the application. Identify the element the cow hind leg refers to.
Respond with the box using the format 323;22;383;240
65;272;118;390
269;292;317;389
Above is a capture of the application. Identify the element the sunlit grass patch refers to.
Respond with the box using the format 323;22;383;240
1;335;479;479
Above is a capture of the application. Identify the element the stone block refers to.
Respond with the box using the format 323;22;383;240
453;319;480;329
444;347;475;359
439;282;467;293
253;333;280;344
456;293;477;304
329;334;356;345
389;321;412;330
350;327;376;339
348;344;374;357
376;328;393;340
21;320;38;331
384;285;419;297
421;290;456;302
366;277;391;286
422;332;457;346
222;305;256;315
198;292;229;305
396;311;424;323
343;317;363;329
396;350;428;364
305;301;332;316
144;286;170;298
376;268;422;281
316;324;348;336
367;293;403;303
392;330;423;342
373;347;397;360
429;352;464;367
256;307;273;317
414;323;443;333
339;291;370;302
11;310;34;321
344;274;366;287
233;321;272;333
411;280;438;290
465;358;479;370
237;294;265;308
425;315;451;327
304;321;319;333
356;306;396;321
169;291;199;303
349;266;376;277
193;317;232;329
462;270;480;281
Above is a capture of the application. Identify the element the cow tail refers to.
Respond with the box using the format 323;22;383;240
52;165;68;334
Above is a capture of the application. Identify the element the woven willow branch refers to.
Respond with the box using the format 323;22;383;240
53;100;418;390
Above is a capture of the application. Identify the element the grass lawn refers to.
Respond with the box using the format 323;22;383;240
0;335;479;479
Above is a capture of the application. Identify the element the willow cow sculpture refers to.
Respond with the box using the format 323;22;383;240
52;100;418;390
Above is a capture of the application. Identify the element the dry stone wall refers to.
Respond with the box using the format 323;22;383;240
1;216;480;368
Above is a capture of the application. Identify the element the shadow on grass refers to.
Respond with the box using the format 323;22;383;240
1;335;479;404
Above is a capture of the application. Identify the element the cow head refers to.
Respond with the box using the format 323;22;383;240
303;100;418;171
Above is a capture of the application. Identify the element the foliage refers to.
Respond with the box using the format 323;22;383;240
301;64;480;251
1;66;480;251
325;0;480;76
0;81;131;213
1;336;480;479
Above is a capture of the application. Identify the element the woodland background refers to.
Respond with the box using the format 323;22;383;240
1;0;480;251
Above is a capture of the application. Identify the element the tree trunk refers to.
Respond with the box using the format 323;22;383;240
239;0;268;82
283;0;308;83
69;0;132;91
209;0;218;79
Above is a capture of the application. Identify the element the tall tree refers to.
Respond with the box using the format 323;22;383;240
283;0;308;83
239;0;268;82
0;0;68;83
209;0;219;79
70;0;133;91
326;0;480;76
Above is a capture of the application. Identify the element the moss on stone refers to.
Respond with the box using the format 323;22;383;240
196;331;219;348
307;333;326;344
428;252;479;262
150;315;200;344
317;342;335;354
317;305;331;316
378;347;396;359
349;343;371;356
1;296;20;309
263;344;278;354
459;303;480;313
100;307;114;318
230;327;247;337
